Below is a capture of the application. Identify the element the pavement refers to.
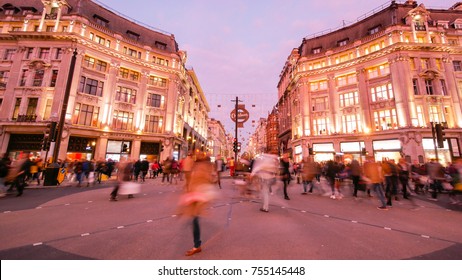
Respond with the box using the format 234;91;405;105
1;174;462;260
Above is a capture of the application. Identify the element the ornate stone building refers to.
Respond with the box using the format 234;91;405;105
0;0;208;162
278;1;462;165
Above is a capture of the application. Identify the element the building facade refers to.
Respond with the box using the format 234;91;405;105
207;118;228;160
278;0;462;165
0;0;209;163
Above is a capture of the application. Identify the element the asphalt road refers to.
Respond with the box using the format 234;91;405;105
1;175;461;260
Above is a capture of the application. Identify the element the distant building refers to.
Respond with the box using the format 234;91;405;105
0;0;208;162
278;1;462;164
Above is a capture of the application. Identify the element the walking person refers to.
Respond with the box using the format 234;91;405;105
350;159;362;197
325;160;341;199
110;158;135;201
251;153;279;212
280;153;291;200
140;158;149;182
382;158;399;206
397;158;410;199
426;159;445;201
161;157;172;184
363;156;388;210
301;157;317;194
182;152;194;191
178;152;217;256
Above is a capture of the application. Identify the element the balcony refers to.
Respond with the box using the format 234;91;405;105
15;114;37;122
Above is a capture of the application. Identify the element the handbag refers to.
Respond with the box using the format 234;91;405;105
119;181;141;195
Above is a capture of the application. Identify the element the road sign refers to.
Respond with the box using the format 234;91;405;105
230;107;250;123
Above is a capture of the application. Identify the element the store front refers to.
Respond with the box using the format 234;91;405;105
293;145;303;163
7;134;42;160
372;139;401;162
312;143;335;162
340;141;365;164
422;138;451;166
67;136;97;161
140;141;161;162
106;140;131;161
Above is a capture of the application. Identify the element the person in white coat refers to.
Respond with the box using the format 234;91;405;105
251;153;279;212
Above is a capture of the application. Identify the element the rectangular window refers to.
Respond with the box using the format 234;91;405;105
421;58;430;69
50;70;58;87
3;49;16;60
55;48;63;60
342;114;361;133
425;80;434;95
39;48;50;59
413;79;419;95
12;98;21;120
312;47;322;54
155;41;167;50
83;56;96;68
144;115;163;133
20;69;28;86
25;47;33;59
73;103;100;127
416;106;425;127
26;98;38;116
116;86;137;104
371;83;394;102
112;110;134;131
313;118;329;135
146;93;163;107
453;61;462;71
119;68;129;79
95;60;107;72
147;75;167;87
0;71;9;88
428;106;441;123
33;70;44;86
440;80;447;96
43;99;52;120
339;91;359;107
373;109;397;131
79;76;104;96
312;97;329;111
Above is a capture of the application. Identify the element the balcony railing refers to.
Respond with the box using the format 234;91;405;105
15;114;37;122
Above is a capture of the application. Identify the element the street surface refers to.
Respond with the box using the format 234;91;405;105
1;175;461;260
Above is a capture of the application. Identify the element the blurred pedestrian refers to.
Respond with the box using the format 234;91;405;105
178;152;217;256
251;153;278;212
350;159;362;197
182;152;194;191
363;156;388;210
110;158;135;201
301;157;317;194
397;158;410;199
280;153;291;200
140;158;149;182
161;157;172;184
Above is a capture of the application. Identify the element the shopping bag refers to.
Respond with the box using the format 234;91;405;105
88;172;95;184
118;181;141;195
101;174;109;181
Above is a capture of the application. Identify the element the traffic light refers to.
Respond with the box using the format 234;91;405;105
161;144;164;152
46;122;58;142
233;140;238;153
237;142;241;152
361;148;368;156
308;147;315;155
41;136;50;151
435;123;445;148
121;144;128;153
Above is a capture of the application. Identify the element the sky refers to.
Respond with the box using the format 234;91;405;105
95;0;453;148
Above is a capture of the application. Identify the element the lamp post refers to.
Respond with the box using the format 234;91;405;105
52;48;77;164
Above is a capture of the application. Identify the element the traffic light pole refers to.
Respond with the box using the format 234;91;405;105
234;96;238;165
52;49;77;164
431;122;439;162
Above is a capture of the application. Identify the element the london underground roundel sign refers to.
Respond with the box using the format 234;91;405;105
230;107;250;123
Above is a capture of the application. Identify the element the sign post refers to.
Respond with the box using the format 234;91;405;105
230;97;250;169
